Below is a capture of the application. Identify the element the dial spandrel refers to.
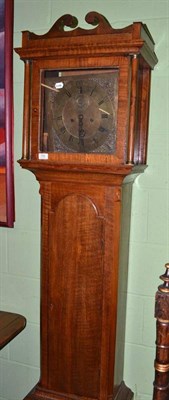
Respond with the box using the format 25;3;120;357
40;70;118;154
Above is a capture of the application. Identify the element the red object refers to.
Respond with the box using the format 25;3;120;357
0;0;15;227
0;127;5;144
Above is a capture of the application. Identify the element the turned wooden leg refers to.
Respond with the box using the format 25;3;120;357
153;263;169;400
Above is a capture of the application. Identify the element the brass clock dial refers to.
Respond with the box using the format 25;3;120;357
40;70;118;154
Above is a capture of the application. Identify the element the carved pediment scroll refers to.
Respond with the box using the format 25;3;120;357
26;11;124;41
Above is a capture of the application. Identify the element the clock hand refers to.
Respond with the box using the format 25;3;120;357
99;108;110;115
78;113;85;150
41;83;60;93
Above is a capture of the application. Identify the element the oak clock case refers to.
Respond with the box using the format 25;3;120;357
15;12;157;400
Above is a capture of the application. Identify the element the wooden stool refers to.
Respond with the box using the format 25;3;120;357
0;311;26;350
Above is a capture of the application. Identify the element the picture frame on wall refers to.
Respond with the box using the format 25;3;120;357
0;0;14;227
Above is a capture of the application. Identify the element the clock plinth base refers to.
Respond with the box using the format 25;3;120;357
23;382;133;400
113;382;133;400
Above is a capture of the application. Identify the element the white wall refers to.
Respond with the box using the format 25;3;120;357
0;1;168;399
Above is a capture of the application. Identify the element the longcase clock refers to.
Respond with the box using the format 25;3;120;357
15;12;157;400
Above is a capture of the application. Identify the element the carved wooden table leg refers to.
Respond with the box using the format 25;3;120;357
153;263;169;400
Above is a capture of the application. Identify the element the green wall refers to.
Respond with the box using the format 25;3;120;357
0;1;168;399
